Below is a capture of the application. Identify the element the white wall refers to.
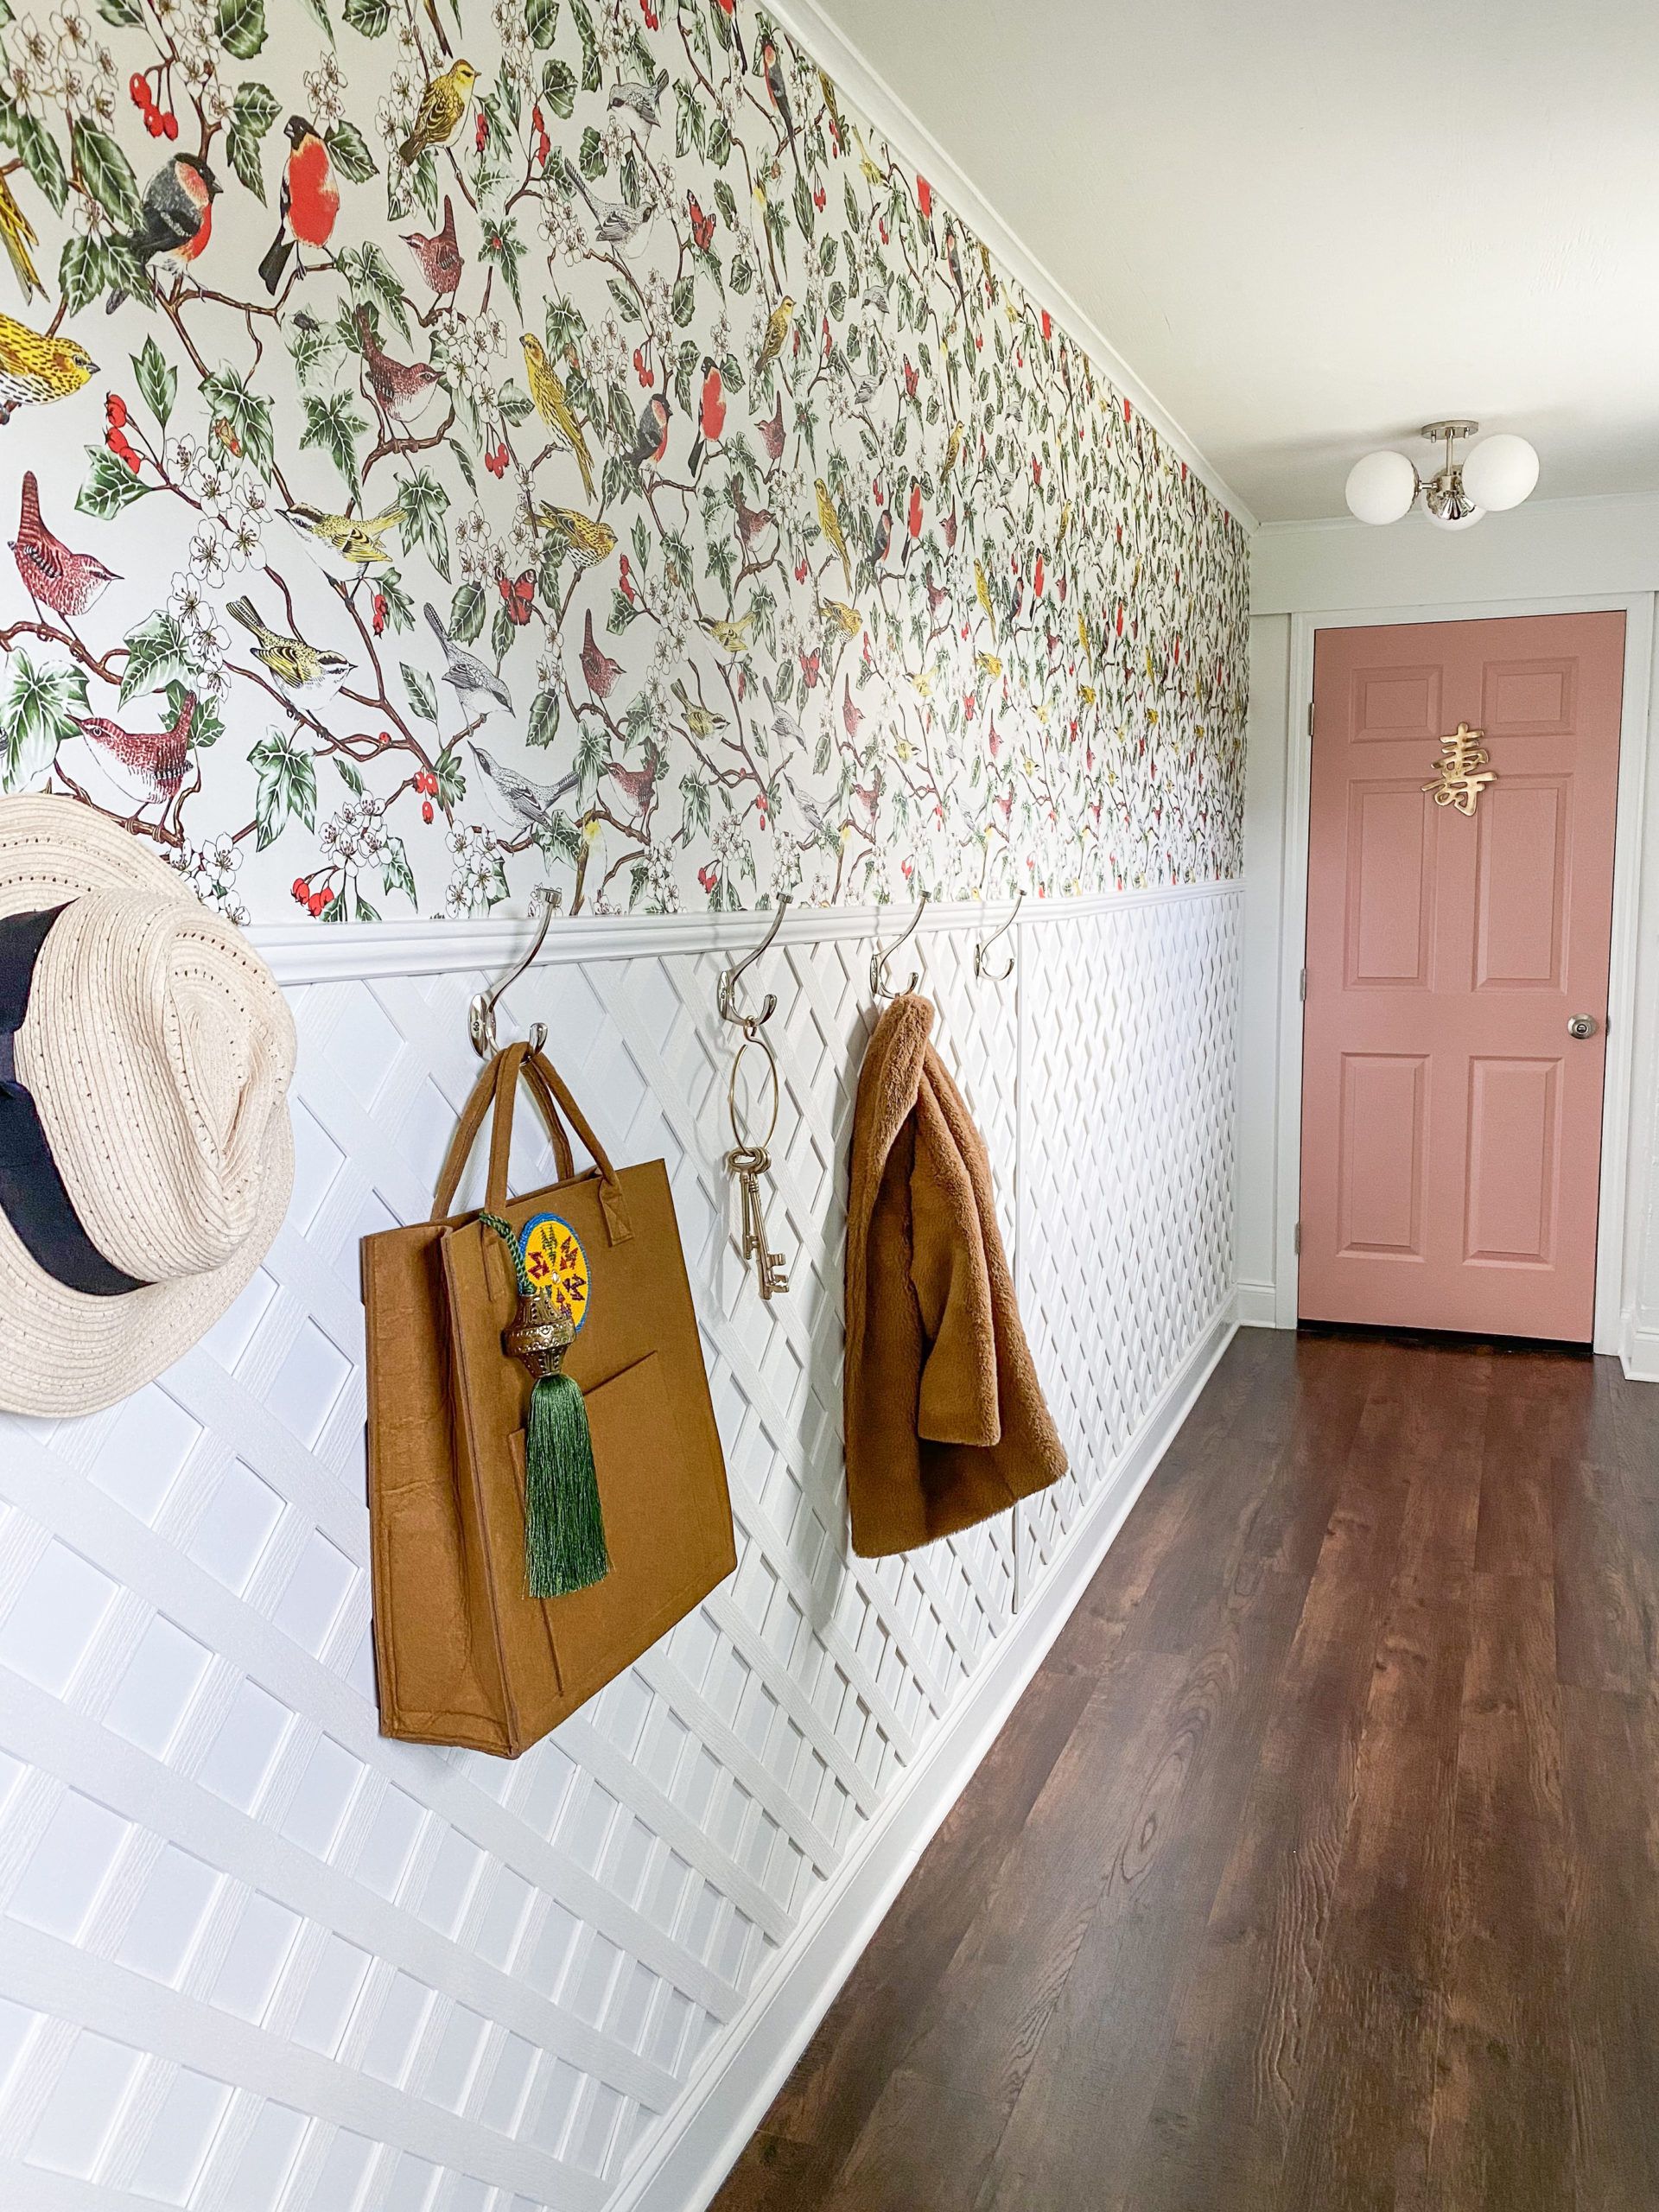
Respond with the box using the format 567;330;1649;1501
1241;498;1659;1376
0;892;1239;2212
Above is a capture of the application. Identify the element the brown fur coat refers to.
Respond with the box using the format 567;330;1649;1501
844;993;1067;1556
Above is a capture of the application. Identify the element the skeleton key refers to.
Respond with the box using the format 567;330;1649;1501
726;1143;790;1300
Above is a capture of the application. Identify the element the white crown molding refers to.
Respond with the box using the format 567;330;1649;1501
250;877;1239;985
765;0;1259;538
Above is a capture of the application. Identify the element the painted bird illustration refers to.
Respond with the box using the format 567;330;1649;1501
607;67;669;127
975;556;995;635
822;599;861;637
581;607;622;701
0;311;96;424
0;171;42;303
701;609;757;654
73;690;195;810
398;60;478;166
606;747;659;827
671;678;727;740
869;506;893;571
403;196;461;302
815;479;851;593
817;68;846;152
520;334;594;500
732;480;774;556
904;478;923;566
707;0;745;65
686;356;724;480
226;595;352;700
755;297;794;378
758;391;785;464
257;117;339;296
425;602;512;715
357;309;441;424
562;162;646;250
10;471;118;618
625;391;671;475
941;420;964;482
842;677;864;741
106;156;219;312
760;36;803;183
532;504;615;574
281;501;404;577
469;742;575;835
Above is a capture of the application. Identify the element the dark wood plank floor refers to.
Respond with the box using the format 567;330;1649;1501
712;1327;1659;2212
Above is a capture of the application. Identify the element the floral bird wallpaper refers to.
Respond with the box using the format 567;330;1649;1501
0;0;1249;923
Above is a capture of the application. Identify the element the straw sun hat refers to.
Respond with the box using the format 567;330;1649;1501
0;795;295;1418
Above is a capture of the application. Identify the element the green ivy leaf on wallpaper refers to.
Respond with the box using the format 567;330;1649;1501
541;58;576;119
0;103;67;213
526;690;560;750
76;446;152;521
118;615;191;709
226;80;279;200
213;0;267;58
3;652;88;794
300;391;368;491
95;0;143;22
133;337;176;429
326;120;378;183
341;0;388;42
435;747;465;810
251;729;318;849
58;236;108;316
524;0;557;47
448;582;486;646
71;120;140;230
402;664;438;723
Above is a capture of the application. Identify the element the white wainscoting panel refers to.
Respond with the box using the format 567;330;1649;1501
0;888;1238;2212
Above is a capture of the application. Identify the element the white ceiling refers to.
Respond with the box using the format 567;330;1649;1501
810;0;1659;523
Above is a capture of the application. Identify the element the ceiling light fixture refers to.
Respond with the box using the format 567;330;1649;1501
1344;421;1539;529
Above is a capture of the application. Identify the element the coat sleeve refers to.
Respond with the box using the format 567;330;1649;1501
908;1078;1001;1447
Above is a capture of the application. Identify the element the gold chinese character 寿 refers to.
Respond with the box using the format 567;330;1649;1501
1424;722;1496;817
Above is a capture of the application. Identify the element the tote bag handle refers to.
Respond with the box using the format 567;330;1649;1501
430;1043;633;1245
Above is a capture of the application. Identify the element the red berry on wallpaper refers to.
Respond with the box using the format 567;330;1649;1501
422;800;434;823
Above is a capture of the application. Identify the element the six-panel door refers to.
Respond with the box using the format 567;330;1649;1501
1299;612;1624;1341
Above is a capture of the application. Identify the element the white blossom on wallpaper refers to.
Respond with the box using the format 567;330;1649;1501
0;0;1248;922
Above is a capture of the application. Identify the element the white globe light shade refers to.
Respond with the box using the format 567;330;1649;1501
1345;449;1418;525
1427;501;1484;532
1460;433;1539;513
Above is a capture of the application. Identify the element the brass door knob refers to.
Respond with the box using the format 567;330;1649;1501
1567;1014;1599;1040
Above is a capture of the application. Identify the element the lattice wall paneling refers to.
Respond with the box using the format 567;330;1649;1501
0;889;1237;2212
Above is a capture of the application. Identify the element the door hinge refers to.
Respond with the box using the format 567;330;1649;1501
1294;1222;1302;1255
1299;967;1307;1002
1306;700;1316;739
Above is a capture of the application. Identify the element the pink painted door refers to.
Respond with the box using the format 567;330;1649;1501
1299;612;1624;1341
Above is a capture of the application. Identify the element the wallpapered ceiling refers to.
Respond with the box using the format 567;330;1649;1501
0;0;1248;923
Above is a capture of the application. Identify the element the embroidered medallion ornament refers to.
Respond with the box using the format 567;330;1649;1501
480;1211;608;1600
518;1211;590;1331
1425;723;1497;817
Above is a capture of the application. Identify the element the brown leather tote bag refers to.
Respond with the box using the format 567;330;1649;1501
363;1041;734;1756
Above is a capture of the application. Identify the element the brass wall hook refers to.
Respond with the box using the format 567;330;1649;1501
469;888;556;1060
716;897;790;1037
871;888;929;1001
974;890;1024;982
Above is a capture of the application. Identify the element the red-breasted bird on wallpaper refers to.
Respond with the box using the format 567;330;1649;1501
904;477;923;567
732;480;774;556
686;356;724;480
581;607;622;701
714;0;747;70
625;391;670;475
106;155;219;312
11;470;119;620
870;505;892;570
607;747;659;828
760;37;803;184
72;690;196;810
403;195;461;302
257;117;340;296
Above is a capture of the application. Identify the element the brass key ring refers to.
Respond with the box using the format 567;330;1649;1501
727;1026;781;1158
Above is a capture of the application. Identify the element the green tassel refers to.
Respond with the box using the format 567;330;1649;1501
524;1369;610;1597
479;1211;611;1599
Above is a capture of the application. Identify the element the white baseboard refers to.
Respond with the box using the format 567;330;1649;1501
1621;1313;1659;1383
611;1305;1239;2212
1232;1279;1281;1330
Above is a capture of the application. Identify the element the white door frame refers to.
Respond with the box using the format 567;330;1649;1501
1268;591;1656;1358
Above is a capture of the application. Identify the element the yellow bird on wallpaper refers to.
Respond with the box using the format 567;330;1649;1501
815;480;851;593
0;174;42;303
397;60;478;167
755;296;794;376
941;421;964;481
822;599;861;637
974;557;995;637
533;502;615;574
0;310;95;424
520;335;594;501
